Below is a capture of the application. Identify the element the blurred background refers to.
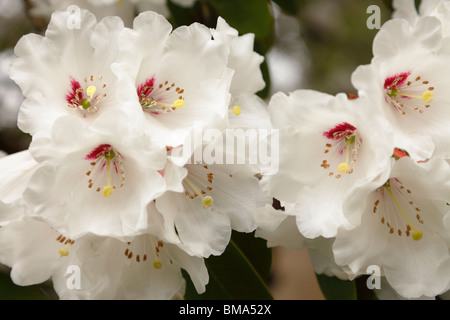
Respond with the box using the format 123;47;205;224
0;0;394;299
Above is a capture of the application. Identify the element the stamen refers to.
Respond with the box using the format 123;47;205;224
66;77;106;114
57;237;75;257
86;145;123;197
184;177;214;209
384;184;422;241
149;235;163;269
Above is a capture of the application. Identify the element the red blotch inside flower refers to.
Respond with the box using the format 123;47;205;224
137;77;156;103
323;122;357;140
85;144;113;160
65;77;83;104
384;71;411;89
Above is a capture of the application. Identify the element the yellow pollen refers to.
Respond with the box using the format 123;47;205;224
153;260;162;269
202;196;214;209
102;185;114;198
232;105;241;116
421;91;434;103
412;230;423;241
86;85;97;98
58;246;70;257
337;163;350;173
173;99;184;109
385;184;423;241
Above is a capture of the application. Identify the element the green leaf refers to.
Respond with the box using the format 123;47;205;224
208;0;275;54
184;231;273;300
167;0;217;28
415;0;422;11
316;274;357;300
271;0;301;15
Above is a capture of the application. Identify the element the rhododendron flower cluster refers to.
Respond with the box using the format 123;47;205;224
0;8;271;299
2;0;450;301
256;0;450;300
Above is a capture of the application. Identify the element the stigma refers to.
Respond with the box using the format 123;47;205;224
229;105;241;116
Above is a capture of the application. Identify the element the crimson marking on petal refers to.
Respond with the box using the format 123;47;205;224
85;144;112;160
65;77;83;104
323;122;357;140
137;77;156;101
384;71;411;89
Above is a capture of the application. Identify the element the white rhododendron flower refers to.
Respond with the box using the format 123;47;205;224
5;0;450;301
22;114;168;238
393;0;450;36
10;9;130;138
210;17;268;129
213;25;271;131
333;157;450;299
352;16;450;161
114;11;232;148
0;213;208;300
0;150;41;205
260;90;393;238
147;17;272;258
